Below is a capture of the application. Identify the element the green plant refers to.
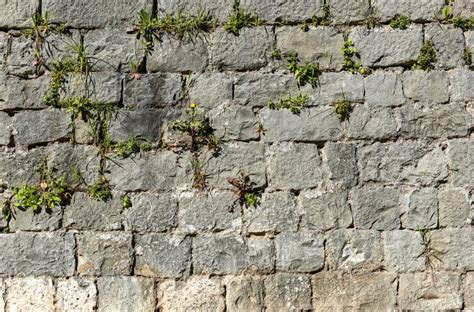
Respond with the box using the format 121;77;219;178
271;49;282;60
120;195;132;209
341;39;371;75
224;0;263;35
438;1;473;30
334;98;352;121
114;137;151;158
227;171;261;212
416;227;445;284
88;177;112;202
267;93;309;115
390;15;410;29
365;14;380;29
287;52;321;88
412;41;436;70
465;48;472;65
311;0;331;26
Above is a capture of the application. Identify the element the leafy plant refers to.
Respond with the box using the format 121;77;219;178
120;195;132;209
438;1;473;30
465;48;472;65
311;0;331;26
416;227;445;284
267;93;309;115
341;39;371;75
334;97;352;121
114;137;151;158
412;41;436;70
224;0;263;36
271;49;282;60
88;177;112;202
390;15;410;29
287;52;321;88
365;14;380;29
227;171;261;212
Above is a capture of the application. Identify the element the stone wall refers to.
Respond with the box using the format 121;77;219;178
0;0;473;310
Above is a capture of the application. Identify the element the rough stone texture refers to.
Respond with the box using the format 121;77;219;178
243;0;324;22
0;0;37;28
425;23;465;69
189;73;233;109
383;230;425;272
400;188;438;230
5;277;55;312
373;0;445;22
0;279;4;310
347;106;398;140
326;230;383;272
264;274;312;312
56;278;97;312
0;74;50;110
210;104;259;141
351;186;401;230
448;139;473;187
135;234;191;278
66;72;121;103
438;188;470;227
124;74;182;109
158;277;225;312
0;112;11;145
276;26;344;70
465;273;474;311
402;70;449;103
450;69;474;102
97;277;155;312
312;272;397;310
0;232;75;277
429;228;474;271
323;143;358;189
299;191;352;232
365;73;405;107
193;235;273;275
9;206;62;232
313;73;365;105
398;272;463;310
109;108;166;143
77;232;133;276
224;276;264;312
275;232;324;273
266;142;322;190
155;0;229;21
350;26;423;67
331;0;370;23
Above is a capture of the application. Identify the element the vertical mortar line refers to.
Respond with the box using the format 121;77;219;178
152;0;158;17
94;278;100;311
37;0;42;15
130;231;137;276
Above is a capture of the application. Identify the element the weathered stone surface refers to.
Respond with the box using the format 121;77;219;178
234;73;298;107
275;232;324;273
97;277;155;312
349;26;423;67
193;235;273;274
0;232;75;277
452;0;474;17
464;273;474;310
276;26;344;70
438;188;470;227
358;142;448;185
402;70;449;103
448;139;473;187
109;108;166;142
398;272;463;310
210;104;259;141
77;232;132;276
351;186;401;230
243;0;324;22
178;190;240;234
365;73;405;107
12;109;71;146
260;107;342;142
9;206;62;232
124;193;177;232
56;278;97;312
313;72;365;105
399;102;470;138
156;0;228;21
429;228;474;271
267;142;322;190
450;69;474;102
66;72;121;103
425;23;465;69
401;188;438;229
326;230;383;272
210;27;273;71
373;0;445;22
263;274;312;311
189;73;233;109
64;193;123;231
0;279;4;310
312;272;397;310
5;277;55;312
135;234;191;278
245;192;300;233
224;276;264;312
44;0;151;28
158;277;225;312
147;35;209;73
300;191;352;232
383;230;425;272
330;0;370;23
0;112;11;145
323;143;358;188
347;106;398;140
0;74;50;110
0;32;7;65
124;74;182;109
0;0;37;28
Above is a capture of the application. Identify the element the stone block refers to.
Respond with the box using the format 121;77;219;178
347;106;398;140
56;278;97;312
264;274;312;312
9;206;62;232
464;273;474;310
383;230;425;272
351;185;401;230
0;232;75;277
401;188;438;230
77;232;133;276
275;232;324;273
438;187;471;227
323;143;358;189
65;72;121;103
224;276;264;312
156;0;228;21
0;0;37;28
425;23;465;69
97;277;155;312
429;228;474;271
124;193;177;233
243;0;325;22
349;25;423;67
210;104;259;141
402;70;449;103
135;234;191;278
448;139;473;187
312;272;397;311
326;229;383;272
0;74;50;110
450;69;474;102
5;277;55;312
0;112;10;146
189;73;233;110
330;0;370;23
266;142;322;190
313;72;365;106
365;73;405;107
109;108;166;143
373;0;445;22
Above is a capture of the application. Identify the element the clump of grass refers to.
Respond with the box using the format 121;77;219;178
287;52;321;88
390;15;410;29
87;177;112;202
227;171;261;212
311;0;331;26
114;137;151;158
412;41;436;70
438;2;473;31
334;98;352;121
365;14;380;29
464;48;472;65
341;39;371;75
224;0;263;36
120;195;132;209
267;93;309;115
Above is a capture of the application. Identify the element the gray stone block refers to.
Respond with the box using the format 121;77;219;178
77;232;133;276
347;106;398;140
243;0;324;22
448;139;473;187
313;72;365;106
465;273;474;310
189;73;233;110
365;73;405;107
9;207;62;232
0;74;50;110
264;274;312;312
65;72;122;103
0;0;37;28
224;276;264;312
109;108;167;143
124;74;182;109
135;234;191;278
56;278;97;312
210;104;259;141
323;143;358;189
0;112;11;146
438;188;471;227
330;0;370;23
401;188;438;230
97;277;155;312
402;70;449;103
425;23;465;69
450;69;474;102
349;26;423;67
5;277;55;312
373;0;445;22
275;232;324;273
429;228;474;271
0;232;75;277
156;0;229;21
383;230;425;272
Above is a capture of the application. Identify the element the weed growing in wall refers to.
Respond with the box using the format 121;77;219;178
267;93;309;115
120;195;132;209
365;14;380;29
311;0;331;26
464;48;472;65
114;137;151;158
341;40;372;75
416;227;445;284
287;52;321;88
412;41;436;70
438;1;473;31
334;97;353;121
227;171;261;212
390;15;410;29
224;0;263;36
